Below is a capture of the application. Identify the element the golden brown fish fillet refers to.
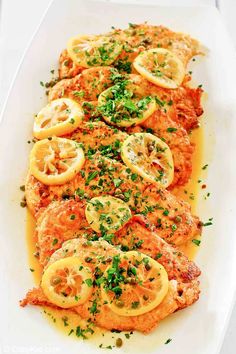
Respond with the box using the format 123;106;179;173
67;121;127;153
112;24;201;67
69;118;193;188
35;199;91;265
53;62;203;132
59;24;201;80
170;81;203;131
21;238;200;333
59;49;85;79
115;215;201;282
26;153;201;245
48;74;201;185
127;73;203;132
48;66;117;103
35;199;201;271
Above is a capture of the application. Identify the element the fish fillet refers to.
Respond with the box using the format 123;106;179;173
21;237;200;333
26;153;201;246
35;199;201;270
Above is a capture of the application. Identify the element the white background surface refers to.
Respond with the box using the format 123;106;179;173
0;1;235;354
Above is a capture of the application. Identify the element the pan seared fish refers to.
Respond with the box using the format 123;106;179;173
26;152;201;247
50;67;203;132
59;24;201;79
21;235;200;333
34;199;201;278
21;23;204;337
48;70;202;186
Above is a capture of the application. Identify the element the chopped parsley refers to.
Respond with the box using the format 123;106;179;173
98;80;152;125
89;300;98;315
86;171;98;185
52;238;58;246
84;278;93;287
167;127;177;133
75;326;88;339
114;58;132;73
192;239;201;246
155;253;162;260
131;301;140;309
113;178;123;188
202;221;213;227
165;338;172;345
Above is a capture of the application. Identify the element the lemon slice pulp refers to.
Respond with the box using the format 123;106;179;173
134;48;185;89
98;80;156;127
121;133;174;188
67;34;122;68
33;98;84;139
85;195;132;233
41;256;93;308
101;251;169;316
29;137;85;185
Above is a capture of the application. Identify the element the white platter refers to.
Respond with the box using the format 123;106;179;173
1;1;236;353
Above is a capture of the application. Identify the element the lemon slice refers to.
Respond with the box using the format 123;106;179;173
41;256;93;308
29;137;85;185
33;98;84;139
85;195;132;233
121;133;174;188
98;80;156;127
101;251;169;316
133;48;185;89
67;34;122;68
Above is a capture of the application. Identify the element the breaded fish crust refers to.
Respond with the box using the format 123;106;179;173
26;153;201;246
21;237;200;333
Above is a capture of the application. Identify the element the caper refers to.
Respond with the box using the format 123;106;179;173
175;215;182;223
115;193;125;200
51;276;62;286
126;277;136;285
142;38;152;45
115;300;124;308
115;188;122;194
33;251;40;258
147;143;154;152
145;263;152;271
116;338;123;348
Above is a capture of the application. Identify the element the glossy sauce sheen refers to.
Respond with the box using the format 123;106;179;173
26;126;203;346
